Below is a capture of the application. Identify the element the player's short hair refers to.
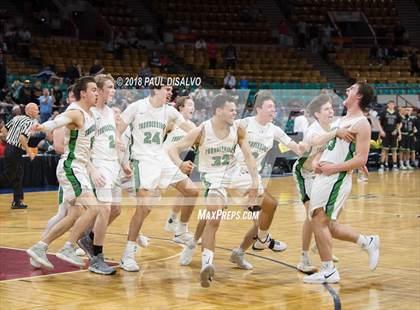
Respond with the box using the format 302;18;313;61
94;74;115;89
67;84;75;95
253;90;275;109
175;96;191;111
356;82;374;110
212;94;236;114
73;76;96;101
306;94;331;118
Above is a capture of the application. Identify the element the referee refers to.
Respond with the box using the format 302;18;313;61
2;103;39;209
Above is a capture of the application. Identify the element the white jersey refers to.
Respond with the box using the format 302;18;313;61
198;120;238;173
91;105;118;161
163;125;187;147
120;97;185;160
62;102;96;165
321;116;366;164
235;117;292;171
120;127;131;166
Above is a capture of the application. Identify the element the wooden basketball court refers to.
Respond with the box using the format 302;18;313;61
1;172;419;309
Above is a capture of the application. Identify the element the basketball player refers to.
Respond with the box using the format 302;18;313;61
75;74;130;275
116;79;198;272
293;94;354;274
406;106;417;168
378;100;402;172
228;91;307;270
27;76;100;269
303;83;380;284
399;107;413;170
168;94;276;288
162;96;197;242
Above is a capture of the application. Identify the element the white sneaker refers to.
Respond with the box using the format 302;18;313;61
407;164;414;170
75;247;86;256
137;234;149;248
119;255;140;272
200;264;215;288
363;235;380;271
252;234;287;252
230;249;253;270
30;257;41;268
173;231;193;244
303;265;340;284
26;243;54;270
164;216;179;233
311;244;339;262
56;245;85;267
179;239;196;266
378;166;384;173
392;166;399;172
297;258;317;274
400;165;407;170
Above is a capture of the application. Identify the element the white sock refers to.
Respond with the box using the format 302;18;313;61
64;241;73;248
125;241;138;256
357;234;369;248
202;248;214;267
176;222;188;234
321;260;334;271
301;250;310;260
237;247;245;254
38;241;48;250
170;212;178;220
406;160;410;166
257;229;269;242
400;160;404;166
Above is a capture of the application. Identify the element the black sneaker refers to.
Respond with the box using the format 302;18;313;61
11;201;28;209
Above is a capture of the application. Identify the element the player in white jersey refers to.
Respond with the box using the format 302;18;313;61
293;94;354;273
303;83;380;284
169;94;275;288
227;91;306;269
76;74;129;274
162;96;197;240
117;79;198;272
27;77;101;269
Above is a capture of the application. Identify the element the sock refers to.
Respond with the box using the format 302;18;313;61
406;160;410;166
301;250;310;260
176;222;188;234
125;241;138;256
89;231;95;240
38;241;48;250
237;247;245;254
93;245;103;256
357;234;369;248
257;229;269;242
64;241;73;248
170;212;178;219
202;248;214;267
321;260;334;270
400;160;404;166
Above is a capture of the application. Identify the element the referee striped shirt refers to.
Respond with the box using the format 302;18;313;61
5;115;34;150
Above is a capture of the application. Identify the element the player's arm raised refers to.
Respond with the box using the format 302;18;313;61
320;120;371;176
168;125;202;175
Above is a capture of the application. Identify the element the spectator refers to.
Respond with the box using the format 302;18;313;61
278;19;289;45
409;51;419;76
0;49;6;90
138;61;152;81
127;29;140;48
32;80;43;99
223;72;236;89
0;119;6;156
52;85;63;104
114;32;126;59
207;38;217;69
195;38;207;50
17;28;31;57
89;59;104;76
224;42;237;70
66;60;81;83
239;76;249;89
393;21;406;45
297;21;306;50
321;23;333;48
309;23;319;53
18;80;33;105
38;88;55;123
150;51;161;67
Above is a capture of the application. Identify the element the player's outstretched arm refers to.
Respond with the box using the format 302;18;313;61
238;125;258;191
32;110;83;133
